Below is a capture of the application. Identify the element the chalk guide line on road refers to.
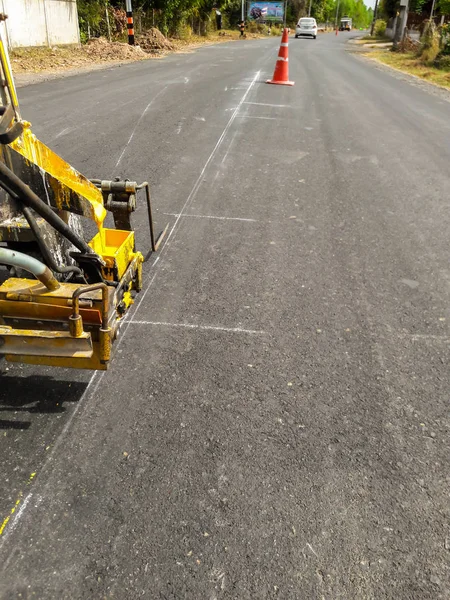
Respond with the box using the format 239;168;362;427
243;101;290;108
236;115;277;120
163;212;258;223
0;70;262;546
115;85;169;169
128;321;266;335
0;472;36;538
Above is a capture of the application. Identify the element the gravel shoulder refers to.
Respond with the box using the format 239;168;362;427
14;59;151;87
347;38;450;97
12;30;263;88
355;52;450;100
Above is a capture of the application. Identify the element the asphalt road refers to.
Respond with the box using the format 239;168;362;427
1;32;450;599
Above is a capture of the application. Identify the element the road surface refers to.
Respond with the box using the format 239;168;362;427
1;32;450;599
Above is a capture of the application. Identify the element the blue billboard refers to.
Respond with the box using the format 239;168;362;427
248;1;284;22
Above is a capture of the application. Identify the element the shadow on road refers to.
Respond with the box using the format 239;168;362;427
0;374;89;429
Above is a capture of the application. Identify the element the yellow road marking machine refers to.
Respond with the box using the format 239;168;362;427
0;20;164;370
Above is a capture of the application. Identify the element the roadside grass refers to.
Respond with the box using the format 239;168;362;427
10;46;99;73
366;49;450;89
172;28;268;49
358;35;391;43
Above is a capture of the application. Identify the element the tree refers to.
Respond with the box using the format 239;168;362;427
379;0;399;19
438;0;450;13
312;0;337;22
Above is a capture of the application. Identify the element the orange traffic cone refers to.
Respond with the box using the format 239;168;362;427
266;28;294;86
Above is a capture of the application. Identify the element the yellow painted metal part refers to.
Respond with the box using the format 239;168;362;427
122;288;134;310
0;299;102;325
99;328;112;364
0;31;146;370
1;31;106;229
69;314;84;338
89;229;140;280
0;325;93;358
0;278;115;369
0;35;19;109
10;128;107;228
5;344;108;371
0;239;143;370
0;277;106;305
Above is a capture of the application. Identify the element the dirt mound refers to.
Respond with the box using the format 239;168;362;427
85;37;147;61
397;36;421;53
137;28;175;53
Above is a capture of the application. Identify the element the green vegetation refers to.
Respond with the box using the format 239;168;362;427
285;0;372;27
368;47;450;88
365;20;450;86
378;0;450;20
374;18;387;37
419;20;440;63
77;0;373;42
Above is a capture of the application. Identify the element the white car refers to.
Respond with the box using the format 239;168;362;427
295;17;318;39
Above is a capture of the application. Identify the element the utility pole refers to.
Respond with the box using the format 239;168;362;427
393;0;408;46
334;0;340;29
370;0;378;35
241;0;244;23
430;0;436;20
308;0;312;17
125;0;135;45
105;1;112;42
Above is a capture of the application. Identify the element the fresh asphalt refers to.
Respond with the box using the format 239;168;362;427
1;31;450;599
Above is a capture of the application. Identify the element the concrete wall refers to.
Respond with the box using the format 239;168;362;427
0;0;80;48
385;24;420;41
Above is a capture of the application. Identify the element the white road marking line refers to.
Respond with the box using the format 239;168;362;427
54;126;74;139
129;321;265;335
160;70;260;252
236;116;277;120
396;333;450;342
221;129;239;164
0;70;262;544
0;369;98;549
243;102;289;108
163;212;257;222
115;86;168;168
0;494;34;542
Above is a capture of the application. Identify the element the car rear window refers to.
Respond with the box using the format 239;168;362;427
299;19;315;24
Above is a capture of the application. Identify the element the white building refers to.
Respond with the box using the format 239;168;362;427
1;0;80;49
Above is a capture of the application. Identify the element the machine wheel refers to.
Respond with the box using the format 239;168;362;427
313;35;316;39
295;34;298;38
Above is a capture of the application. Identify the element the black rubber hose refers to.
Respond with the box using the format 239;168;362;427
0;159;96;256
22;206;84;278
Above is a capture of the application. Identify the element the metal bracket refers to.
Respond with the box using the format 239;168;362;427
90;178;167;254
90;179;136;231
0;104;23;144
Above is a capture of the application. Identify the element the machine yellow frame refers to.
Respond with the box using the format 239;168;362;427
0;23;163;370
